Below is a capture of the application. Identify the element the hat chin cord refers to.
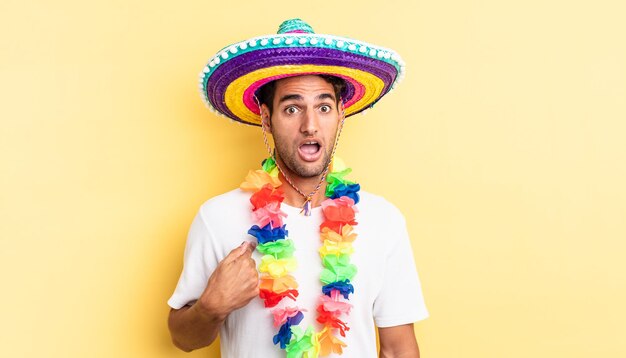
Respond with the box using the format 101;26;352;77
258;103;346;216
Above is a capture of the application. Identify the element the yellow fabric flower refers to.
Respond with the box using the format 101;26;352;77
267;165;279;178
319;240;354;257
329;156;347;173
259;255;297;278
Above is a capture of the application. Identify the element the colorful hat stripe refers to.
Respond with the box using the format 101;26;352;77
206;50;397;125
199;19;406;126
206;47;397;106
228;66;381;125
242;74;364;115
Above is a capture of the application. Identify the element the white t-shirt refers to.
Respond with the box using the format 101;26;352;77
168;188;428;357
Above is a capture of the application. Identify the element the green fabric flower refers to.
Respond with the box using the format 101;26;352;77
262;157;277;173
325;168;355;197
285;326;319;358
320;254;357;284
257;239;295;259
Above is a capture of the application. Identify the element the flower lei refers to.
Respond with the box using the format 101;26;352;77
240;156;361;357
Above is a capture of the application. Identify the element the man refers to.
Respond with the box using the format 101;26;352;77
168;19;428;357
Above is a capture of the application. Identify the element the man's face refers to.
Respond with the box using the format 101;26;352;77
261;75;343;179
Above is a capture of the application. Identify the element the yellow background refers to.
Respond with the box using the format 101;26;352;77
1;0;625;357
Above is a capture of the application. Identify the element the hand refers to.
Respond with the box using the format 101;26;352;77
197;242;259;320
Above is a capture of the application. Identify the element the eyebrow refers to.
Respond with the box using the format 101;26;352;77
316;93;336;102
277;92;336;104
278;94;303;103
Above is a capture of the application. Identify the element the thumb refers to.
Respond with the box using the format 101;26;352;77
223;242;252;263
239;241;257;257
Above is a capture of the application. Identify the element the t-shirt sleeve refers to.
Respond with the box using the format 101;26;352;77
372;208;429;327
167;210;214;309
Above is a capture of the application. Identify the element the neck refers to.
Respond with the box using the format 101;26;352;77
278;171;328;209
273;155;329;209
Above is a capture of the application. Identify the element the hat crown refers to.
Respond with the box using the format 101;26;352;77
277;19;315;34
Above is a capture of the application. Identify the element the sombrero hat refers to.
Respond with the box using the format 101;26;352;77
198;18;406;126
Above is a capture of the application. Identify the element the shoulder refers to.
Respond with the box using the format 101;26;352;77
196;187;251;223
358;190;406;223
354;191;413;257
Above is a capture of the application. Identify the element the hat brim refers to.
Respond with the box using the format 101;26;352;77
200;34;405;126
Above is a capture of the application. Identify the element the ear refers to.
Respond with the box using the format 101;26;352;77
338;100;345;119
260;104;271;131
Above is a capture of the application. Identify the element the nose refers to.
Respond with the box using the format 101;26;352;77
300;108;318;136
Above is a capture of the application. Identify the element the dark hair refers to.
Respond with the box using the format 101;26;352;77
256;75;346;117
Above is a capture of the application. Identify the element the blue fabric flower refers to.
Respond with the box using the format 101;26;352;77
272;311;304;349
330;183;361;204
288;311;304;326
248;224;288;244
273;321;293;349
322;279;355;299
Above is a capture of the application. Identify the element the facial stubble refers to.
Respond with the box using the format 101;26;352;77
272;132;333;179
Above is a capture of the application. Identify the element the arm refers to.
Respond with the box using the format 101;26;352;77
168;242;259;352
168;304;225;352
378;324;420;358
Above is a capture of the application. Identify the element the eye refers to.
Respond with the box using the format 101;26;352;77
285;106;299;115
320;105;332;113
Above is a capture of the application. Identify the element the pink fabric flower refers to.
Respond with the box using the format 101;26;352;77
319;290;353;316
321;197;357;210
271;306;307;327
252;201;287;227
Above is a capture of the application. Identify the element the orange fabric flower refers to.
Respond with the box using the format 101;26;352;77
259;275;300;308
240;169;282;191
320;225;357;243
318;327;347;356
260;274;299;293
319;198;358;233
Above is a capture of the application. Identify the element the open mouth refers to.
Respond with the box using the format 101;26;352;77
298;141;322;162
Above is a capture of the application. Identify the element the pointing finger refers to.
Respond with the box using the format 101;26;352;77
238;241;257;258
248;241;257;253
